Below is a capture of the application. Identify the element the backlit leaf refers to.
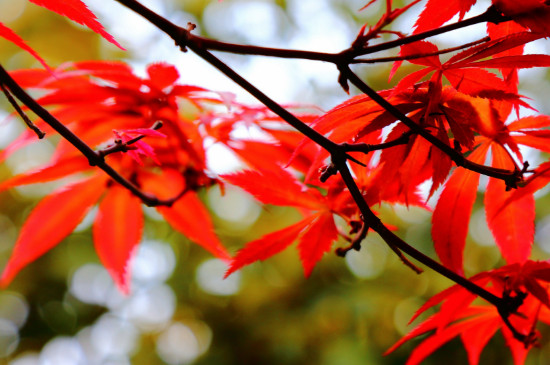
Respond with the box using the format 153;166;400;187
0;23;48;69
432;142;489;274
93;185;144;293
0;175;106;286
485;143;534;264
297;212;338;277
222;168;325;210
158;192;231;261
414;0;476;34
225;216;315;277
29;0;124;49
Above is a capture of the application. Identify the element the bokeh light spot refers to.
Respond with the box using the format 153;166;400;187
156;323;202;365
196;259;241;296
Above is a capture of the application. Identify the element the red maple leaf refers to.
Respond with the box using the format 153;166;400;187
413;0;477;34
0;0;122;69
432;100;550;274
0;61;234;291
387;260;550;365
222;166;338;277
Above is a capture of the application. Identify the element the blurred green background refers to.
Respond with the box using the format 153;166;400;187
1;0;550;364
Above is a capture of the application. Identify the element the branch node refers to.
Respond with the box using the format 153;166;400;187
319;163;338;183
485;4;512;24
453;139;462;153
336;64;350;93
336;219;368;257
176;22;196;52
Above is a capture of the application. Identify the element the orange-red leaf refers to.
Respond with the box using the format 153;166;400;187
93;185;143;293
297;212;338;277
0;22;48;69
432;142;489;274
443;68;508;96
29;0;124;49
414;0;476;34
405;311;493;365
0;175;106;286
157;192;230;261
225;216;315;277
485;143;534;264
0;156;91;191
461;313;500;365
222;168;325;210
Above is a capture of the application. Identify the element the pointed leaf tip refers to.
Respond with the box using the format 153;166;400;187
0;23;50;70
29;0;125;50
158;192;231;261
93;185;144;294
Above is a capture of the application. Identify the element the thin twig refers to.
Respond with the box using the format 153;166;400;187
98;121;163;158
0;83;45;139
351;37;491;64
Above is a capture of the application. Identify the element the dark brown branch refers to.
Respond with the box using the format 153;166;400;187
114;0;523;188
114;1;507;65
341;130;414;153
332;152;521;313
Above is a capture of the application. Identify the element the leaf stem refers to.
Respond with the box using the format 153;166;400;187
0;82;45;139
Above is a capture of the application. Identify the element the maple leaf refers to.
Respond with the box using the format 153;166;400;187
0;61;240;291
93;185;143;293
432;142;490;275
413;0;476;34
0;1;122;69
432;101;550;273
392;32;546;99
29;0;123;49
387;260;550;365
0;175;107;286
223;167;339;277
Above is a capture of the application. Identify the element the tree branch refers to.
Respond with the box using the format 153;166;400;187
111;0;529;338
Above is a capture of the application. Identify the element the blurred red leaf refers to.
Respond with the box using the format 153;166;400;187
0;23;49;69
93;185;144;293
29;0;124;49
158;192;231;261
0;175;106;286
